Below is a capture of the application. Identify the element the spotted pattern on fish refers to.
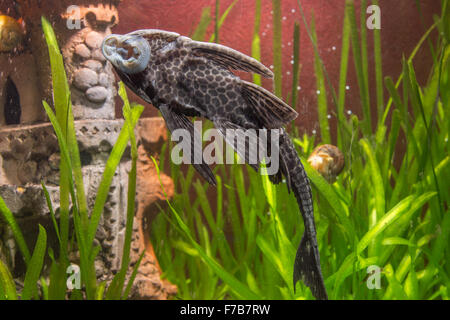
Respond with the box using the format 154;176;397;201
102;30;328;300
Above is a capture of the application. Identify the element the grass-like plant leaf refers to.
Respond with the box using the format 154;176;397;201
252;0;262;86
310;12;330;144
192;7;212;41
0;196;31;264
209;0;239;43
151;157;260;300
0;259;17;300
272;0;283;98
105;83;144;300
87;100;143;247
21;225;47;300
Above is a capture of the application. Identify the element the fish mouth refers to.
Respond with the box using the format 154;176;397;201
102;34;150;74
117;44;140;61
102;35;142;63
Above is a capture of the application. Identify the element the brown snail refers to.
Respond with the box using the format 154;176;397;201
307;144;345;183
0;15;25;53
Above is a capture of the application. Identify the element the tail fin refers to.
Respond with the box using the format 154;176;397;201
277;130;328;300
294;234;328;300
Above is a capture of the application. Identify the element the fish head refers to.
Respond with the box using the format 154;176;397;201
102;33;151;74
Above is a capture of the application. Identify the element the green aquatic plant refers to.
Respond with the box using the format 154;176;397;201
151;0;449;300
0;17;144;300
272;0;283;98
191;0;239;42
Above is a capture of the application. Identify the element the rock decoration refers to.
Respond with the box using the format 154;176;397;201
0;118;176;299
69;29;114;117
0;15;25;53
129;118;177;299
13;0;120;119
61;6;119;120
0;1;177;299
0;9;43;126
0;123;59;187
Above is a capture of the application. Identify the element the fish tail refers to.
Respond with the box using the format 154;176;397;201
294;234;328;300
277;130;328;300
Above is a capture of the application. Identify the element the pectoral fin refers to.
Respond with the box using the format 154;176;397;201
159;104;217;186
213;118;260;172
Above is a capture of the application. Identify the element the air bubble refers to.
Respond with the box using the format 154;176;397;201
327;114;332;119
286;71;291;75
332;46;336;51
269;65;274;69
291;9;296;13
316;90;321;95
312;129;317;135
297;86;301;91
290;60;294;64
346;85;350;90
347;110;352;115
282;16;287;21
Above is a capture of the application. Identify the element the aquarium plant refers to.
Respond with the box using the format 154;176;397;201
0;17;144;300
149;0;449;300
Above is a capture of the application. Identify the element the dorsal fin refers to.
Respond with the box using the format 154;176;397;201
181;37;273;78
128;29;180;52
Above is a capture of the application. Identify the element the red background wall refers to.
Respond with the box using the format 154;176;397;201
113;0;440;139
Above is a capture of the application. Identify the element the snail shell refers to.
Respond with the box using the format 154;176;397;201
307;144;345;183
0;15;24;53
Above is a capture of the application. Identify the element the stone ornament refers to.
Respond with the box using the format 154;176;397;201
0;0;177;299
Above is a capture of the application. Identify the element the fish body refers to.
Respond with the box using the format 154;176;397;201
102;30;328;299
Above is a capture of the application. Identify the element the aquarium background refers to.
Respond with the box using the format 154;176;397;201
0;0;448;300
114;0;440;134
